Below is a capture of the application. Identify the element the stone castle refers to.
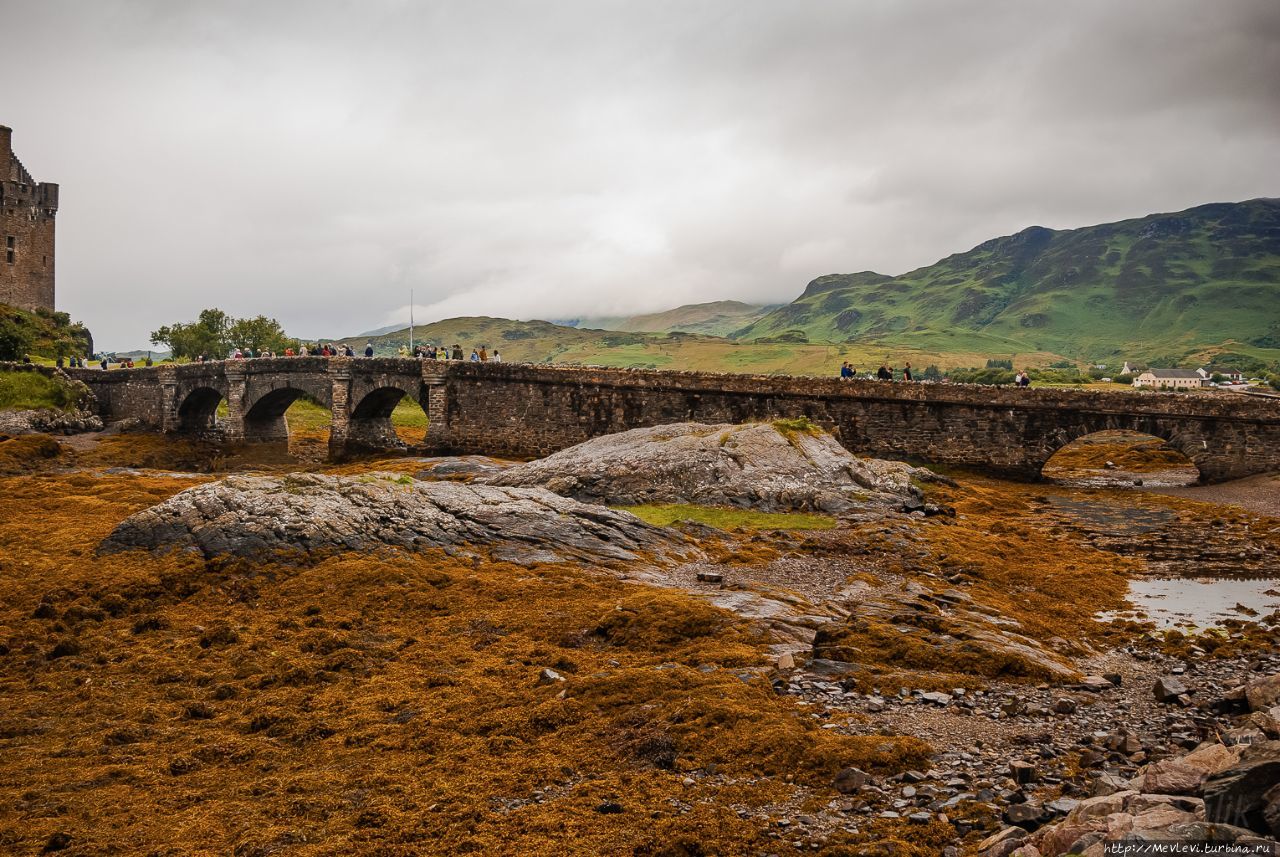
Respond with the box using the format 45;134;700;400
0;125;58;312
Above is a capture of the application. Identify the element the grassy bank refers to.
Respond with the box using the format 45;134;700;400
0;368;85;411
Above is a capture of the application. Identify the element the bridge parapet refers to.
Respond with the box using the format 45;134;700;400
65;360;1280;481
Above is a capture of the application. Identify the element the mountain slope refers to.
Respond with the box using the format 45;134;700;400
334;315;1067;375
734;199;1280;360
567;300;773;337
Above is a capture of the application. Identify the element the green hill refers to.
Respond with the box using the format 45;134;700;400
733;199;1280;363
335;315;1056;376
569;300;773;337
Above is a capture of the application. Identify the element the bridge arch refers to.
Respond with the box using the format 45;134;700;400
176;386;225;434
1041;429;1201;486
1031;408;1220;481
242;386;332;443
345;383;429;449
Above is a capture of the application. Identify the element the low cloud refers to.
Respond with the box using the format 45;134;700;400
4;0;1277;347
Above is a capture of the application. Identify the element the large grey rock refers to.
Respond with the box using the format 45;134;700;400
98;472;686;565
482;421;926;513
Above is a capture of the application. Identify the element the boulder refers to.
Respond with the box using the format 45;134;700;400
1204;740;1280;836
1248;706;1280;738
1245;674;1280;712
98;473;686;565
481;421;926;513
1153;675;1188;703
833;766;869;794
1180;743;1242;777
1139;759;1205;795
976;826;1025;857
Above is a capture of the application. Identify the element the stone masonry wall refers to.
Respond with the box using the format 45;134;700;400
65;360;1280;482
0;126;57;312
434;363;1280;481
67;367;165;427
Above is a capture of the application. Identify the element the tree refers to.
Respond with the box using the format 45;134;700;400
151;308;232;360
0;315;33;361
151;309;300;359
226;315;296;354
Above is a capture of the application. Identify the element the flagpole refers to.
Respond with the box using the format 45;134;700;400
409;289;414;354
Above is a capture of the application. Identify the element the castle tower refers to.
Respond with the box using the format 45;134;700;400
0;125;58;312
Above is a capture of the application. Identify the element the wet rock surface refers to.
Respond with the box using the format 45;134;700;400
482;421;934;513
0;407;102;435
98;472;687;564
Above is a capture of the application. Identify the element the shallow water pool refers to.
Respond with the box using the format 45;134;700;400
1101;576;1280;629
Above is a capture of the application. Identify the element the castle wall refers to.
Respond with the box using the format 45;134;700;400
0;126;57;312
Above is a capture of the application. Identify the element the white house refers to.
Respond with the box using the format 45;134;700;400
1196;366;1245;383
1133;369;1208;390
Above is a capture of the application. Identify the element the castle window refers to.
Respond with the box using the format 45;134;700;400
5;236;13;264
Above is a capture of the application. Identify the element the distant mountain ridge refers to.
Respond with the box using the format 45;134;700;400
733;198;1280;361
565;300;773;337
341;199;1279;367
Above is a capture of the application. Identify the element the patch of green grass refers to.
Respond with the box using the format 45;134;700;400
0;370;84;411
617;503;836;531
391;398;429;427
280;397;429;432
772;416;822;439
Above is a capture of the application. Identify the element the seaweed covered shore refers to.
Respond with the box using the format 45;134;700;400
0;427;1277;855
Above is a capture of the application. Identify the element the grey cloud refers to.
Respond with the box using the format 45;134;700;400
2;0;1276;348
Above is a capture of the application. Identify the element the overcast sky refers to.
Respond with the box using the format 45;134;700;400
4;0;1278;349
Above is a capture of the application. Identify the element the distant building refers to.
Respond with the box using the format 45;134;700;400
1121;361;1145;376
0;124;57;312
1197;366;1244;383
1133;369;1208;390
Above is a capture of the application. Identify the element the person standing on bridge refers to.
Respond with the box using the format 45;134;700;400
492;349;502;362
903;362;913;382
453;344;464;360
478;346;488;362
876;364;891;381
364;342;375;358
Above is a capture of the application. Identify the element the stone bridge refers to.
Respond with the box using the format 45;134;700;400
68;359;1280;482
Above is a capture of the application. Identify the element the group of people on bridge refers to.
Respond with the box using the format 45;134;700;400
839;361;917;382
401;344;502;362
839;361;1033;387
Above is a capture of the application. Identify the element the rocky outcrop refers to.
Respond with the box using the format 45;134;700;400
482;421;933;513
810;578;1081;682
978;694;1280;856
98;473;686;565
1204;741;1280;837
0;407;101;435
